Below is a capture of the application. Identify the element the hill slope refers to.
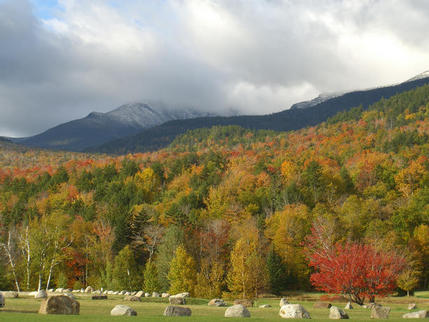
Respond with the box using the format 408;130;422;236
90;74;429;154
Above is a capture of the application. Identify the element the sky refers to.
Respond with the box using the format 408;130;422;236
1;0;429;137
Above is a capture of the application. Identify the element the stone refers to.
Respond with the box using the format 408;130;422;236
164;305;192;316
260;304;272;308
124;296;141;302
234;299;254;307
370;306;390;319
39;295;80;315
152;292;160;297
3;291;18;298
208;299;226;307
169;296;185;305
162;292;170;298
344;302;353;310
120;290;126;295
64;293;75;300
107;291;114;295
0;292;4;308
280;298;289;307
403;310;429;319
125;292;131;296
314;302;332;309
279;304;311;319
84;286;93;293
329;306;349;319
55;288;64;293
174;292;190;298
110;304;137;316
35;290;48;299
225;304;251;318
408;303;417;310
144;292;151;297
367;303;381;310
92;295;108;300
135;291;144;298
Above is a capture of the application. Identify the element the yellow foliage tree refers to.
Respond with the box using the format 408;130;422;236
168;245;197;295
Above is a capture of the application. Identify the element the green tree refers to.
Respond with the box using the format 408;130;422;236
112;245;140;290
143;260;160;293
168;245;197;296
267;246;286;295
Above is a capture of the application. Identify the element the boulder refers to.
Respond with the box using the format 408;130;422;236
3;291;18;298
208;299;226;307
92;295;108;300
408;303;417;310
344;302;353;310
35;290;48;299
367;303;381;310
144;292;151;297
110;304;137;316
174;292;190;298
107;291;114;295
314;302;332;309
169;296;186;305
125;292;131;296
39;295;80;315
225;304;251;318
163;305;192;316
162;292;170;298
370;306;390;319
135;291;144;298
234;299;254;307
0;292;4;308
329;306;349;319
120;290;126;295
280;298;289;307
152;292;160;297
260;304;272;308
403;310;429;319
55;288;64;293
64;293;75;300
279;304;311;319
84;286;93;293
124;296;141;302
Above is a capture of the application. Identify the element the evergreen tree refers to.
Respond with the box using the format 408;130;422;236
168;245;197;295
112;245;140;290
143;260;160;293
267;246;286;295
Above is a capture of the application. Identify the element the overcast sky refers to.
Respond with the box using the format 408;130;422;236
1;0;428;137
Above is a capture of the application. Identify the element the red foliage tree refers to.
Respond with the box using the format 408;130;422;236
305;227;406;305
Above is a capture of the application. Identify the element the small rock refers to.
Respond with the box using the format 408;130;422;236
35;290;48;299
329;306;349;319
403;310;429;319
125;292;131;296
92;295;108;300
39;295;80;315
408;303;417;310
120;290;126;295
3;291;18;298
259;304;272;308
0;292;5;308
225;304;251;318
124;296;141;302
234;299;254;307
84;286;93;293
162;292;170;298
135;291;144;297
314;302;332;309
370;306;390;319
152;292;160;297
55;288;64;293
164;305;192;316
279;304;311;319
110;304;137;316
280;298;289;307
169;296;186;305
144;292;151;297
208;299;226;307
344;302;353;310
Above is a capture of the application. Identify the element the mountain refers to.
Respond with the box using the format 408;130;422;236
88;72;429;154
12;103;213;152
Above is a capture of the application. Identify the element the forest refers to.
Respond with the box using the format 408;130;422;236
1;84;429;303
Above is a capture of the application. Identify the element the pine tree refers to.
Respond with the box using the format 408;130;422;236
267;246;286;295
112;245;140;290
168;245;197;295
143;260;160;293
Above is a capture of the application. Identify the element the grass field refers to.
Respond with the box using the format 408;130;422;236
0;292;428;321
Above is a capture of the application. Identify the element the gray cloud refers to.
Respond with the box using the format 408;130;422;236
0;0;428;137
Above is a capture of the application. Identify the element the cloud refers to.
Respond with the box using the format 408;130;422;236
0;0;428;136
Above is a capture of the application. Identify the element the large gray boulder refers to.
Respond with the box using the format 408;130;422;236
164;305;192;316
208;298;226;307
279;304;311;319
0;292;4;308
370;306;390;319
225;304;251;318
35;290;48;299
38;295;80;315
174;292;190;298
280;298;289;307
111;304;137;316
169;296;185;305
403;310;429;319
329;306;349;319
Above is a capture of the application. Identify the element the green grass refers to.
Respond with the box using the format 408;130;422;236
0;294;428;321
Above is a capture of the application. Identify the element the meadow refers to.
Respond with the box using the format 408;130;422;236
1;292;428;321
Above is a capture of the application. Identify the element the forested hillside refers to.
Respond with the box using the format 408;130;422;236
1;85;429;299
